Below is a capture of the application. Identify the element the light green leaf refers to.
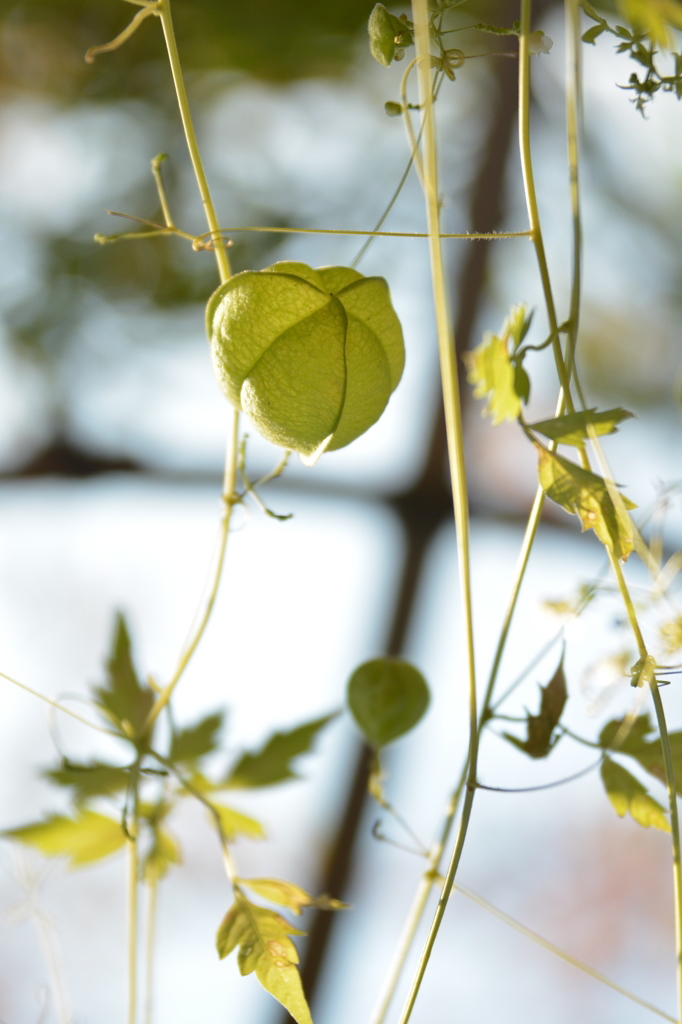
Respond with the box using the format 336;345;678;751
600;757;670;831
169;711;224;764
43;759;130;805
347;658;430;749
5;810;127;867
241;877;347;916
143;828;182;883
207;263;404;463
617;0;682;48
504;656;567;759
211;804;265;841
528;408;633;446
536;446;636;560
225;713;338;789
464;333;522;424
599;713;655;753
94;613;155;739
216;894;311;1024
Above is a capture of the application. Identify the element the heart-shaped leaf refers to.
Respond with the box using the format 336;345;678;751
347;658;430;748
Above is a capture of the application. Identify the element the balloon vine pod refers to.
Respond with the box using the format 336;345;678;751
206;261;405;464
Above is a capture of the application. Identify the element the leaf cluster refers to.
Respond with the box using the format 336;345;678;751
582;0;682;113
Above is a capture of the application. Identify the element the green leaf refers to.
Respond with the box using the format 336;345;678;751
347;657;430;749
5;810;127;867
211;803;266;841
599;713;655;752
599;715;682;794
240;878;347;916
503;656;568;759
143;828;182;883
169;711;224;764
94;613;155;739
225;713;338;789
536;446;636;560
528;408;633;446
600;757;670;831
207;262;405;463
44;759;130;805
464;333;522;424
216;894;311;1024
618;0;682;49
583;22;607;42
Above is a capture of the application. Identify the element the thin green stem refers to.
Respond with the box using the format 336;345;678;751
609;551;682;1021
127;767;141;1024
564;0;581;382
151;153;175;229
144;407;240;731
143;881;158;1024
157;0;231;284
397;3;478;1020
213;225;532;241
454;882;676;1022
0;670;117;734
518;0;575;416
140;0;242;730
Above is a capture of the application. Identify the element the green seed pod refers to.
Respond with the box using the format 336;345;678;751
207;261;405;464
368;3;398;66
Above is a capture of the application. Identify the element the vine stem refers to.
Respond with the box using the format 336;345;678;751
518;0;575;417
143;0;241;732
143;881;158;1024
127;765;141;1024
609;551;682;1022
144;407;240;730
396;3;478;1021
157;0;231;284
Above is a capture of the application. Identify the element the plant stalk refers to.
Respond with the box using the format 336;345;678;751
157;0;231;284
144;0;241;732
144;880;158;1024
396;3;479;1021
518;0;575;415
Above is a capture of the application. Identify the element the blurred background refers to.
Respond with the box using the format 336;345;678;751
0;0;681;1021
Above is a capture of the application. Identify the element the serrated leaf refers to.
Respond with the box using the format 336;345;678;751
5;810;127;867
44;759;130;805
601;757;670;831
143;828;182;883
169;711;224;764
464;333;521;425
528;408;633;446
347;657;430;749
225;713;338;789
216;894;311;1024
240;877;347;916
503;656;567;759
94;613;155;739
536;446;636;560
211;804;265;841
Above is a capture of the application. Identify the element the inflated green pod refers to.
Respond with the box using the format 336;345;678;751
206;261;404;464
